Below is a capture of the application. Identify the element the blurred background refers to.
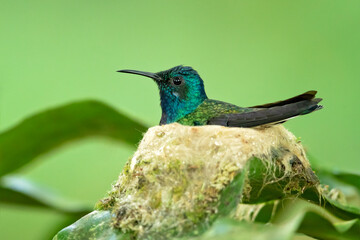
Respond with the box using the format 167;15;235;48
0;1;359;239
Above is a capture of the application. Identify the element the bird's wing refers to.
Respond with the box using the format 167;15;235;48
207;91;322;127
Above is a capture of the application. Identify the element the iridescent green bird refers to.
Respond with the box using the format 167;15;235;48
118;66;323;127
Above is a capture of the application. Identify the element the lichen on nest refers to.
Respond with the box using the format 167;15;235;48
96;123;319;238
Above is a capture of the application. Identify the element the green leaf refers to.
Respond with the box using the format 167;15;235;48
185;160;250;236
316;169;360;205
329;172;360;191
309;155;360;207
273;199;360;240
243;157;318;203
53;210;129;240
0;175;91;216
186;218;294;240
0;100;148;177
45;215;95;240
322;195;360;219
304;168;360;219
217;160;249;216
194;198;359;240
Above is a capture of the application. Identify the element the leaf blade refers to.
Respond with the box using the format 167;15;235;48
0;100;148;176
53;210;129;240
0;175;91;215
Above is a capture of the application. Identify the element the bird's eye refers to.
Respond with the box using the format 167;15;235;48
172;76;183;85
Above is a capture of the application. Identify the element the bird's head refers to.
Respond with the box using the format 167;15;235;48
118;66;208;123
118;65;207;102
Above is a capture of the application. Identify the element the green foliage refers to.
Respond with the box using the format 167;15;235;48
274;199;360;240
0;101;147;237
53;158;360;240
53;211;129;240
0;100;359;240
0;100;147;177
189;197;360;240
0;175;90;215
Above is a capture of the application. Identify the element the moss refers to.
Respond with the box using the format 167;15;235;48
95;196;115;210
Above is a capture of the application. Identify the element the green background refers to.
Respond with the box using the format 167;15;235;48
0;1;359;239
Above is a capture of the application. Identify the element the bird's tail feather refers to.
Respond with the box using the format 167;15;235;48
208;94;323;127
249;90;318;108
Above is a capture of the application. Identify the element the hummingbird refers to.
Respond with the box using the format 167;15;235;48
118;66;322;127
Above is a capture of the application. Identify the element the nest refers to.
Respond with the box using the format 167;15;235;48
97;123;318;238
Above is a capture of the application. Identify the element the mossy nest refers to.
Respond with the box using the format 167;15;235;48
96;123;318;238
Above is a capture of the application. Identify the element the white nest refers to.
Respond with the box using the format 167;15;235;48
98;123;316;237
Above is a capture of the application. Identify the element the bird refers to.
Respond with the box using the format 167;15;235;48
118;65;323;127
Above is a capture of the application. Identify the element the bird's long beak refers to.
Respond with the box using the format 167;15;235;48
117;69;162;82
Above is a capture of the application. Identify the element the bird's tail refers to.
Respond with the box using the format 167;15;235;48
208;91;323;127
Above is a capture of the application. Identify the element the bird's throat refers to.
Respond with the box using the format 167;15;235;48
159;93;206;125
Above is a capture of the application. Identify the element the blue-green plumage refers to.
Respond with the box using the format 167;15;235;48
118;66;323;127
155;66;208;124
